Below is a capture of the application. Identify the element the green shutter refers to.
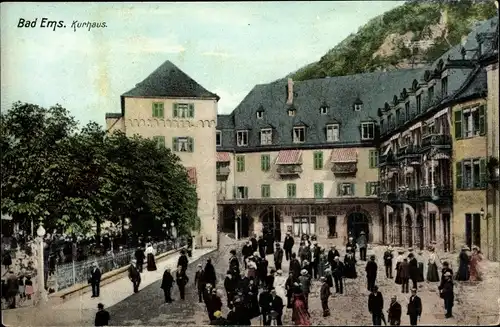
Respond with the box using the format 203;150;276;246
456;161;462;190
365;182;370;196
244;187;249;199
261;185;265;198
236;155;245;172
479;158;487;188
314;183;323;198
454;110;463;139
337;183;341;196
158;103;164;118
188;137;194;152
188;103;195;118
351;183;356;196
172;137;178;151
313;152;323;170
261;154;270;171
173;103;179;118
233;186;237;199
152;103;157;117
478;105;486;136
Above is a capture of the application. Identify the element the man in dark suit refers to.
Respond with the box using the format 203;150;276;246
94;303;110;326
283;232;294;261
90;262;102;298
134;247;145;273
407;288;422;326
387;295;402;325
128;259;141;293
269;288;284;325
368;285;384;326
408;253;419;290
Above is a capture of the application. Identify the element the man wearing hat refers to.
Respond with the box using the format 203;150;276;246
161;267;174;303
268;287;284;325
320;276;331;317
408;253;419;290
387;295;402;326
94;302;110;326
127;259;141;294
357;231;368;261
331;256;344;294
438;271;454;318
365;255;378;292
274;243;284;271
90;262;101;298
194;264;206;303
368;285;384;325
242;241;253;269
383;246;394;279
298;269;311;307
407;288;422;326
283;232;294;261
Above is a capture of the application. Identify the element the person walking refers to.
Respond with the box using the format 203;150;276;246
177;249;189;273
176;265;189;300
194;264;206;303
426;246;440;282
160;268;174;303
283;232;294;261
438;271;454;318
383;246;394;279
357;231;368;261
274;243;284;271
145;243;157;271
408;253;419;290
127;259;141;293
269;288;284;325
134;246;145;273
365;255;378;292
399;258;410;294
320;277;331;317
94;303;110;326
387;295;402;325
331;256;344;294
368;285;384;326
90;262;101;298
407;288;422;326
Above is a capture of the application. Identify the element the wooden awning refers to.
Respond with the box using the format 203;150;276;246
186;167;197;185
330;148;358;163
275;150;302;165
216;152;231;162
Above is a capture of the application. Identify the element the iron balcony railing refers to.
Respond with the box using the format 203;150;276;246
421;134;452;149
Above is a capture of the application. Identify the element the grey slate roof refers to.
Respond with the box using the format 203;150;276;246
121;60;220;100
216;68;426;151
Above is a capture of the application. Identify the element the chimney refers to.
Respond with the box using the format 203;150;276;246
286;78;294;105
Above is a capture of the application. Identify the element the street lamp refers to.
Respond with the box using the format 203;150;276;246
36;222;48;305
480;207;486;220
235;208;242;240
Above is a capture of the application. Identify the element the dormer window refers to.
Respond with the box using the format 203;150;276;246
326;124;339;142
361;122;375;140
320;106;328;115
288;108;296;117
216;130;222;147
441;76;448;97
260;128;272;145
256;111;264;119
293;126;305;143
237;130;248;147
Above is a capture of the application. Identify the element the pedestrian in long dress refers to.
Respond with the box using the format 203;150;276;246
426;246;440;282
407;288;422;326
343;249;357;279
456;245;470;281
394;249;405;285
469;246;483;281
291;288;311;326
176;266;189;300
258;236;266;258
204;258;217;287
289;253;301;280
145;243;157;271
161;268;174;303
368;285;384;326
416;251;425;283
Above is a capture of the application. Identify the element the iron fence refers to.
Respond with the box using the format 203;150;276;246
55;238;187;291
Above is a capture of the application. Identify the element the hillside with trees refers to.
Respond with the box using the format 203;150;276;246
291;0;497;81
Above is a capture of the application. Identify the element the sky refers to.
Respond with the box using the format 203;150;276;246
1;1;405;127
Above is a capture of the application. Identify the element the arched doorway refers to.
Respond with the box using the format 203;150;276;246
416;214;424;250
395;214;402;246
406;214;413;247
260;208;281;241
346;212;369;241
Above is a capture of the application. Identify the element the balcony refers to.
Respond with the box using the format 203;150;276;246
379;153;398;167
421;134;452;152
277;164;303;176
216;165;230;181
419;185;452;202
398;144;421;161
331;162;357;175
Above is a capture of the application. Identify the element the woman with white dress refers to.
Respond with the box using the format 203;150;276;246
145;243;157;271
426;246;440;282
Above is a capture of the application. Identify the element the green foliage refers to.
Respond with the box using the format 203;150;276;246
292;1;497;81
1;102;198;237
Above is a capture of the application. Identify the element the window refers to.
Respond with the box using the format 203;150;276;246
354;104;362;111
288;109;296;117
237;130;248;146
293;126;305;143
465;213;481;249
260;129;272;145
153;136;165;149
314;183;324;199
256;111;264;119
172;137;194;152
428;85;434;100
396;109;401;125
293;217;317;237
441;76;448;97
429;212;437;242
361;122;375;140
287;183;297;198
365;182;379;196
327;216;337;238
369;150;378;168
216;130;222;147
261;154;271;172
326;124;339;142
405;102;410;121
234;186;248;199
261;184;271;198
173;103;194;118
454;106;486;139
152;102;165;118
236;155;245;172
416;94;422;114
320;106;328;115
456;158;486;189
313;151;323;170
338;183;355;196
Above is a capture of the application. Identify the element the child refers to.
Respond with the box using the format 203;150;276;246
18;275;25;301
25;275;34;301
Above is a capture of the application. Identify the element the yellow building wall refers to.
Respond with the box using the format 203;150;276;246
486;63;500;261
107;97;219;248
451;99;488;252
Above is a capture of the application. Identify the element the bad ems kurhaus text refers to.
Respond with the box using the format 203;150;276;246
17;18;107;32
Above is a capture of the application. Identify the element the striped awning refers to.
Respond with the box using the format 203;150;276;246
186;167;197;185
433;152;450;160
275;150;302;165
216;152;231;162
330;148;358;163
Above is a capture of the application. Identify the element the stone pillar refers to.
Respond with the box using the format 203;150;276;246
386;213;391;244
